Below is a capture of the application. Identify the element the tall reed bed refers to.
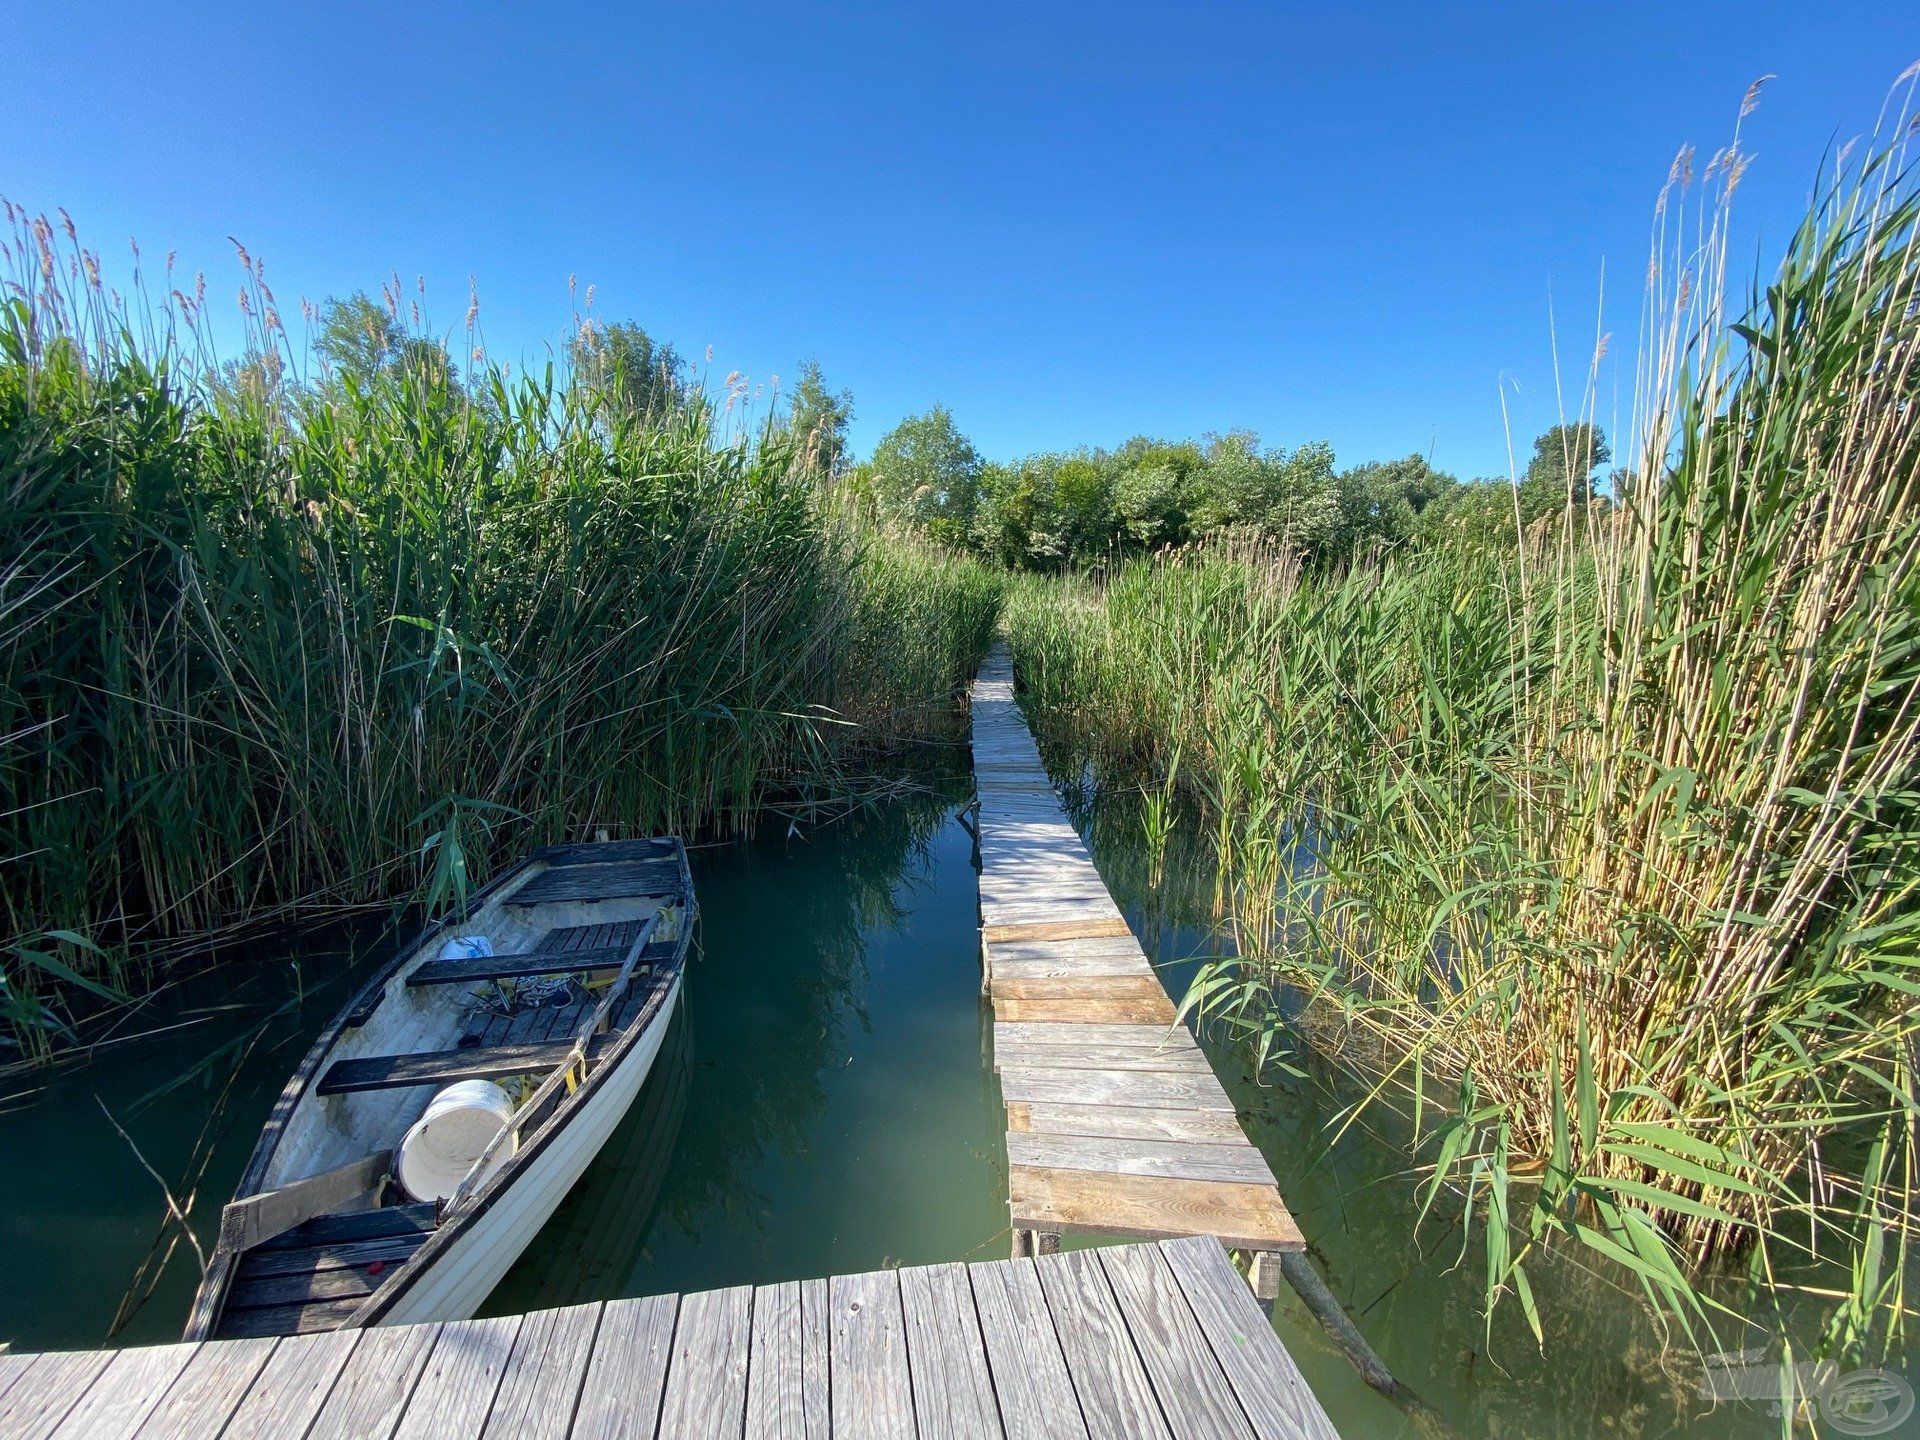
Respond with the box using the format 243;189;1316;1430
1007;113;1920;1355
0;212;1001;1056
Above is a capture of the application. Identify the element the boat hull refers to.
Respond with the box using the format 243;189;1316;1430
373;974;681;1325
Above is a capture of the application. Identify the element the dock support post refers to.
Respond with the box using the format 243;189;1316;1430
1248;1249;1283;1302
1011;1228;1032;1258
1032;1230;1060;1255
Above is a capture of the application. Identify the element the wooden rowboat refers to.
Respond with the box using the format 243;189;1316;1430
184;837;695;1340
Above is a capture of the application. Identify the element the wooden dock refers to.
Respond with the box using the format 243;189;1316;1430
0;1237;1336;1439
971;645;1305;1297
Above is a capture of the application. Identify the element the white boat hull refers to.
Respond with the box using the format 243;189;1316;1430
374;975;681;1325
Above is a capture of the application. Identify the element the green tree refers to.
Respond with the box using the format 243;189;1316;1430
569;320;688;423
1192;434;1339;552
315;293;405;386
1111;438;1205;549
1333;453;1457;558
1518;423;1609;521
786;359;853;475
870;405;982;546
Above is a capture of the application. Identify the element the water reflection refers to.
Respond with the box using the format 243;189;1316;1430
0;779;1010;1352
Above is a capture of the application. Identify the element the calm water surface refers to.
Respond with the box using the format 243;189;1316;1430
2;781;1910;1437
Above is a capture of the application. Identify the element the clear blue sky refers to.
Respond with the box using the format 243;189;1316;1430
2;3;1912;478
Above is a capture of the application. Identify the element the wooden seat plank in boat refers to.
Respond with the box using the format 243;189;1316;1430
504;859;682;907
317;1035;619;1094
407;938;675;988
250;1202;439;1251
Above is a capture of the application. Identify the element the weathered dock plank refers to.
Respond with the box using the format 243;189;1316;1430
972;642;1308;1285
828;1269;914;1440
1;1239;1336;1437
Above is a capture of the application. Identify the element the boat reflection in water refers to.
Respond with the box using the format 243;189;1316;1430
482;1002;692;1313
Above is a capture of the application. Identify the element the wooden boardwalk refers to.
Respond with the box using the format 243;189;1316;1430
971;646;1304;1296
0;1238;1335;1439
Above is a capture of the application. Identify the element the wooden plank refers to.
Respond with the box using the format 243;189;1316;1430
239;1232;431;1280
305;1324;441;1440
656;1285;751;1440
998;1068;1235;1112
1011;1168;1305;1252
899;1262;1003;1440
317;1036;614;1094
216;1149;395;1259
1098;1246;1256;1440
253;1204;438;1251
1032;1248;1172;1440
1158;1238;1340;1440
799;1277;831;1440
827;1269;914;1440
47;1343;197;1440
1008;1133;1277;1187
571;1294;677;1440
966;1259;1090;1440
0;1352;114;1440
993;1022;1190;1049
990;975;1167;1003
995;996;1179;1025
1010;1103;1253;1145
988;954;1155;981
408;942;672;987
533;837;675;866
746;1282;805;1439
130;1336;278;1438
994;1044;1213;1075
213;1297;367;1340
391;1313;523;1440
482;1303;602;1440
220;1329;361;1439
982;918;1135;943
506;861;678;906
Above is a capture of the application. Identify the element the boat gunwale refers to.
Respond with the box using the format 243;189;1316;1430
184;837;695;1341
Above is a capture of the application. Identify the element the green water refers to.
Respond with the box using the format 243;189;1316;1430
2;781;1913;1437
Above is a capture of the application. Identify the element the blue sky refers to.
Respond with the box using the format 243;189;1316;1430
2;3;1912;477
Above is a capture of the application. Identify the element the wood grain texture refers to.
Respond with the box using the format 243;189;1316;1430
997;1067;1236;1112
657;1285;752;1440
130;1336;278;1438
990;975;1169;1003
1032;1248;1172;1440
481;1303;601;1440
746;1281;806;1439
981;918;1136;943
800;1277;832;1440
571;1294;677;1440
827;1270;914;1440
0;1352;114;1440
1011;1103;1253;1145
993;1043;1213;1075
967;1259;1090;1440
1158;1237;1341;1440
391;1313;522;1440
1008;1133;1279;1187
220;1329;361;1440
1011;1168;1306;1251
305;1324;440;1440
46;1343;197;1440
1097;1246;1256;1440
994;996;1180;1025
899;1263;1003;1440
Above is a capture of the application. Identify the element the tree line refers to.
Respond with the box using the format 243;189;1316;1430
846;405;1615;571
247;295;1612;572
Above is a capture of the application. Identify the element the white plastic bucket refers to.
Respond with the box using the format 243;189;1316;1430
396;1079;517;1203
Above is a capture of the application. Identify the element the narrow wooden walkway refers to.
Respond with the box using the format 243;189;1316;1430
971;645;1305;1296
0;1238;1335;1439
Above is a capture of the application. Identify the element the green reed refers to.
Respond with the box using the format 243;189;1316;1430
1007;114;1920;1360
0;212;1001;1057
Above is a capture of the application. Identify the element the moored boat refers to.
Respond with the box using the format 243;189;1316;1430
184;836;695;1340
